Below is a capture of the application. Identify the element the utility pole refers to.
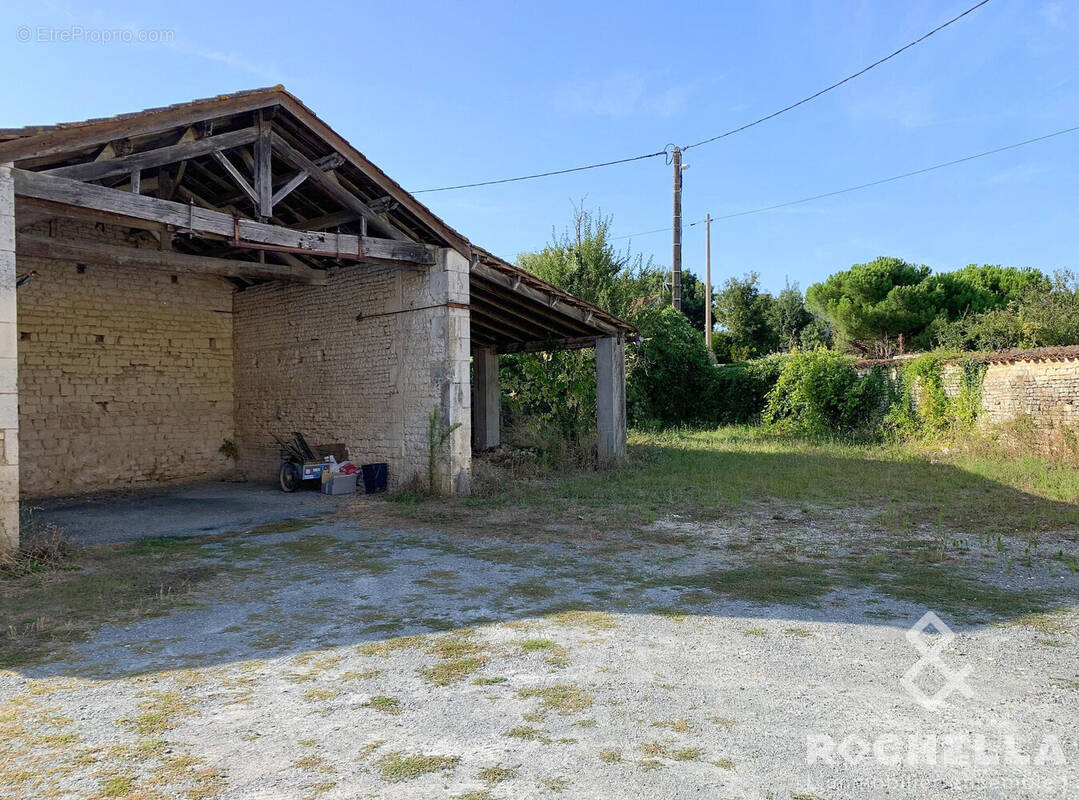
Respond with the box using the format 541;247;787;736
671;146;683;311
704;212;712;350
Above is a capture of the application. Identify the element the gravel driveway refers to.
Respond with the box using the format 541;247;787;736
2;507;1077;799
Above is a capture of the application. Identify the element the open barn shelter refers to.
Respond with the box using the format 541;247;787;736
0;87;634;551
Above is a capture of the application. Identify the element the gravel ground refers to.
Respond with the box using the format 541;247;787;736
2;509;1078;799
33;482;353;546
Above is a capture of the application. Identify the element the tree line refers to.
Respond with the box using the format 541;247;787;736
500;208;1079;445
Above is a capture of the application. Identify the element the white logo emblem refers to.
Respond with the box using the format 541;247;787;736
901;611;974;710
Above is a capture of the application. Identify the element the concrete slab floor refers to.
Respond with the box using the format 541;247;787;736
28;480;354;546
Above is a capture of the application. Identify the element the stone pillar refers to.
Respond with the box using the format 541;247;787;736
0;164;18;553
434;247;471;496
471;345;500;451
596;335;626;463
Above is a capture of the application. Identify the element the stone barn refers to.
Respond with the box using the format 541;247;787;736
0;87;633;551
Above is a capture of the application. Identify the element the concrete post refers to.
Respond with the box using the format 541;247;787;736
471;346;500;451
596;335;626;463
434;247;471;496
0;164;19;553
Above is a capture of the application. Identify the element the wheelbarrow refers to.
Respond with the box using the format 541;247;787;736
273;432;347;492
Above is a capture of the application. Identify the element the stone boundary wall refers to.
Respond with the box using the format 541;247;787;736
860;348;1079;454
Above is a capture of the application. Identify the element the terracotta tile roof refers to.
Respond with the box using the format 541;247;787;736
854;345;1079;369
0;87;282;140
979;345;1079;364
3;86;636;339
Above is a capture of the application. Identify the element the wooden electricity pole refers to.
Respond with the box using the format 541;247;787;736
704;212;712;350
671;146;683;311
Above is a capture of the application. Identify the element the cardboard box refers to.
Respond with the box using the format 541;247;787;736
321;472;357;495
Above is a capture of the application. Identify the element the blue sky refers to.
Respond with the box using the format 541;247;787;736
2;0;1077;293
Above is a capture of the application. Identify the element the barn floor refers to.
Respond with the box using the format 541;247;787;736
32;480;352;547
2;502;1077;799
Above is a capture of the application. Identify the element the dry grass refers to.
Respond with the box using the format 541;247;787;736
517;685;593;715
376;752;460;783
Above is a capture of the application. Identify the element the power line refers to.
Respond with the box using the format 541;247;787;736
680;0;992;151
411;0;991;194
607;123;1079;240
412;150;667;194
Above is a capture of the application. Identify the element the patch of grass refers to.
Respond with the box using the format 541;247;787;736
293;754;335;774
517;685;593;715
1;540;220;667
506;577;558;600
654;562;835;607
356;739;385;761
303;687;340;702
652;718;693;733
1011;611;1072;637
250;518;319;535
418;656;487;686
454;792;493;800
121;690;196;736
505;725;550;743
472;676;507;686
376;752;460;783
599;748;622;763
742;626;767;637
477;764;518;786
540;776;571;792
639;741;668;757
649;606;690;622
97;774;135;797
426;634;483;659
340;668;382;681
518;638;561;652
0;519;77;578
712;757;735;770
784;627;814;638
850;562;1057;621
672;747;703;761
364;695;402;715
543;609;617;630
356;634;428;657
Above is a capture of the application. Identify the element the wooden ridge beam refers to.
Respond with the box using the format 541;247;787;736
41;127;258;182
268;132;409;242
12;168;435;266
17;234;326;285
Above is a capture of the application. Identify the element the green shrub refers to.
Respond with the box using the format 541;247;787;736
763;351;886;437
501;349;596;448
884;354;986;438
626;305;719;427
712;354;789;424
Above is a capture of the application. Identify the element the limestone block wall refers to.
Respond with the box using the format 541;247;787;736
233;248;471;494
16;222;235;498
935;356;1079;454
0;165;18;551
976;359;1079;428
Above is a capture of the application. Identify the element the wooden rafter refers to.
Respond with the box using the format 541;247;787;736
18;234;325;285
13;168;435;266
41;127;258;182
211;150;258;208
268;132;408;241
